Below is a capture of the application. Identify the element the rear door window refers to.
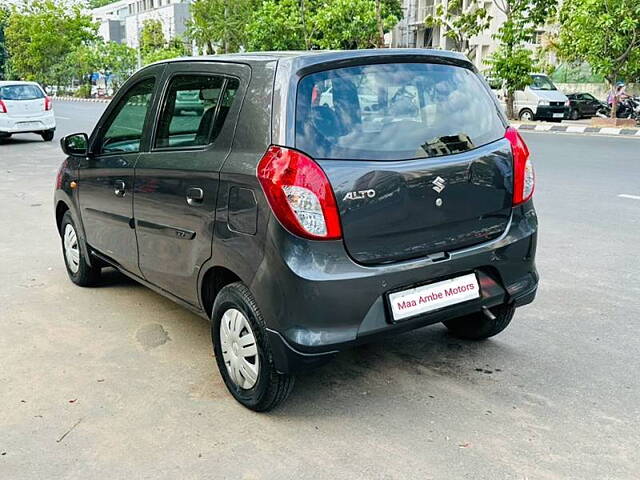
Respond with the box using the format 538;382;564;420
295;63;504;161
0;84;44;100
154;75;239;149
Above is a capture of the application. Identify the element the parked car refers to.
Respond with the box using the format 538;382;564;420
0;81;56;141
493;73;569;122
566;92;605;120
54;50;539;411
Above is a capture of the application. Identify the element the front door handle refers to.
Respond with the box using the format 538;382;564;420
114;180;126;197
186;187;204;206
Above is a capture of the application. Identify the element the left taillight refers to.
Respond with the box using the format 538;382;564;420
257;145;342;240
44;96;53;111
505;127;534;205
0;100;7;114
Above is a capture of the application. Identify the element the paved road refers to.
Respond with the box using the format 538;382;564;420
1;100;639;479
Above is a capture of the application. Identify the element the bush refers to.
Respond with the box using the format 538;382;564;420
74;84;91;98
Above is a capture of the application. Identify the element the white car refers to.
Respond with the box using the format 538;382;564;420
0;81;56;141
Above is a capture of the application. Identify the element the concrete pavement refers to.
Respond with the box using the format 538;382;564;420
1;100;639;479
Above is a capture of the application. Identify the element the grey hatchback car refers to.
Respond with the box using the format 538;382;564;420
54;50;538;411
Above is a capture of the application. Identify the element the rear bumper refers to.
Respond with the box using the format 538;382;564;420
253;201;539;373
0;112;56;134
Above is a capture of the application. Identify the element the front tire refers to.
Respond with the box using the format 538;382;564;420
60;211;101;286
443;304;515;340
212;282;294;412
570;109;580;120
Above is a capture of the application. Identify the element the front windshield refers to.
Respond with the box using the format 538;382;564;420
529;75;557;91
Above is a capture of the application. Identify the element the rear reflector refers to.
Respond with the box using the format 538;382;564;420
257;146;342;240
45;96;53;111
505;127;534;205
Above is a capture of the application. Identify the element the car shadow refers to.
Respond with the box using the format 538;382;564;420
0;136;49;145
270;326;519;418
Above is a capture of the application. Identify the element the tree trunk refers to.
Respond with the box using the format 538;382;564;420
300;0;310;50
506;90;515;120
375;0;385;48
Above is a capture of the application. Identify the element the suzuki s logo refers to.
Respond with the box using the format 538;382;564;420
432;176;446;193
343;189;376;201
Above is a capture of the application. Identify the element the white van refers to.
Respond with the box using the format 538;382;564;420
493;74;569;122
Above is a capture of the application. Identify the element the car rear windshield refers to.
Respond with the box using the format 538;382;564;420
295;62;504;161
0;84;45;101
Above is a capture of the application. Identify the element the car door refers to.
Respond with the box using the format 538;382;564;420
78;66;163;276
133;62;249;305
583;94;600;116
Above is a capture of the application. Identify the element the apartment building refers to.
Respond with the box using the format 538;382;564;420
391;0;549;71
91;0;191;49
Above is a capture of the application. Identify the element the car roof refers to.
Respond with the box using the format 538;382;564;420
0;80;41;87
149;48;472;69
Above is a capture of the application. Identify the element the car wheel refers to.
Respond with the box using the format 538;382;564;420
518;109;534;121
443;303;515;340
212;282;295;412
41;130;54;142
60;211;101;286
570;109;579;120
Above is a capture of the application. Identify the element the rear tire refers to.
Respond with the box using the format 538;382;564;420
60;211;101;287
41;130;54;142
443;304;515;340
212;282;294;412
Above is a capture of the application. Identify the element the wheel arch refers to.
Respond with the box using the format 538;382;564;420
55;200;70;235
200;265;243;320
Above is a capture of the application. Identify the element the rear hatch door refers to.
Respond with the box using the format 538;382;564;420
295;61;512;265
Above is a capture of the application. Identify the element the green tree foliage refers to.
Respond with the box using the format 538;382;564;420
86;0;118;8
4;0;97;86
0;6;9;80
425;0;492;58
187;0;256;54
140;19;189;65
314;0;399;49
558;0;640;93
246;0;309;51
243;0;401;51
487;0;557;119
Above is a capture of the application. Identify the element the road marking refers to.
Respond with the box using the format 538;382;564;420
55;116;71;120
600;127;621;135
618;194;640;200
534;124;552;131
566;126;586;133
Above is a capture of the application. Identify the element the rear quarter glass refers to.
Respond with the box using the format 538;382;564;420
295;63;504;161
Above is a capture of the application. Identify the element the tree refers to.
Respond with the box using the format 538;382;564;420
558;0;640;117
139;19;189;65
187;0;255;54
313;0;400;49
86;0;117;7
425;0;492;58
0;5;9;80
487;0;557;119
4;0;97;86
246;0;309;51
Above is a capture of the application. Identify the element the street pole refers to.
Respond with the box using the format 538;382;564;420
136;6;142;70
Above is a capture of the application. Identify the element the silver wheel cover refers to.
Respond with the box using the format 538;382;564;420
219;308;259;389
63;224;80;274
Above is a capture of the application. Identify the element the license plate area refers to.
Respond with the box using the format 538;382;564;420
552;113;564;118
387;273;480;322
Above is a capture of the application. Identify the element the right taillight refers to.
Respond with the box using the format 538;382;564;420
505;127;534;205
0;100;7;114
257;145;342;240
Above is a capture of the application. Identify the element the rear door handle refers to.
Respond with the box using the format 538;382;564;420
114;180;126;197
186;187;204;206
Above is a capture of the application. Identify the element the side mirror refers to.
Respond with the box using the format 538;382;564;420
60;133;89;156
